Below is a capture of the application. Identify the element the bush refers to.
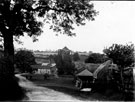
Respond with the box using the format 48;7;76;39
85;53;109;64
15;50;36;73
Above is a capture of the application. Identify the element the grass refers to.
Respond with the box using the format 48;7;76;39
29;75;125;101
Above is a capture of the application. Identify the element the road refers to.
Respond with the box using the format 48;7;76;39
16;74;85;101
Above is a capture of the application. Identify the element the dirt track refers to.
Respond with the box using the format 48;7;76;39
16;74;125;101
16;74;86;101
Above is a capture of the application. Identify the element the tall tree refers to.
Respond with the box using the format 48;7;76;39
73;52;80;61
0;0;97;76
0;0;97;100
54;49;75;75
103;43;134;92
103;43;134;68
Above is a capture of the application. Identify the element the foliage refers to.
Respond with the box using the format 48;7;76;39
0;0;97;60
54;49;75;75
0;0;97;100
0;57;14;78
0;0;97;75
85;53;108;63
15;50;36;73
72;52;80;61
0;0;97;40
103;43;134;95
103;43;134;69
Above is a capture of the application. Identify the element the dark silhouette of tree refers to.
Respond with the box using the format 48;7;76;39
103;43;134;69
85;53;108;63
103;43;134;93
0;0;97;100
54;49;75;75
73;52;80;61
15;50;36;73
0;0;97;75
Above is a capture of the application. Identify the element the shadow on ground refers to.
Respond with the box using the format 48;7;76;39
31;76;125;101
0;76;28;101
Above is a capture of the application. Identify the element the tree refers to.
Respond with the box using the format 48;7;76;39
73;52;80;61
54;49;75;75
103;43;134;69
85;53;108;63
0;0;97;76
103;43;134;91
15;50;36;73
0;0;97;100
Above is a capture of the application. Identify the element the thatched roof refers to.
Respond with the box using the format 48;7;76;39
93;60;112;79
75;60;113;78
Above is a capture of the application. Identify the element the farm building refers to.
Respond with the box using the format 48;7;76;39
74;61;100;73
74;60;118;89
31;63;58;77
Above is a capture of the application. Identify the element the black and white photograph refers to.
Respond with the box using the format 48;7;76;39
0;0;134;101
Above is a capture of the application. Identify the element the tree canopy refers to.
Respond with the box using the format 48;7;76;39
103;43;134;69
15;50;36;73
0;0;97;100
73;52;80;61
0;0;97;40
85;53;108;64
0;0;97;75
54;49;75;75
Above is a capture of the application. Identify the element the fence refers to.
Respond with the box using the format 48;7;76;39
114;67;133;100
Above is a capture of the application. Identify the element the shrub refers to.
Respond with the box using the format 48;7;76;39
15;50;36;73
85;53;109;63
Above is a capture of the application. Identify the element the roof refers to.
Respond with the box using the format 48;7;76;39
42;63;49;66
85;63;100;73
50;63;56;67
76;69;93;76
93;60;112;79
63;46;70;51
75;62;100;73
74;62;86;70
31;64;50;69
31;63;57;69
75;60;112;77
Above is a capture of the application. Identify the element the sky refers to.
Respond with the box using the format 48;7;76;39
15;1;135;53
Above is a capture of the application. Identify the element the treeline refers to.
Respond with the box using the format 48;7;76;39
10;43;134;79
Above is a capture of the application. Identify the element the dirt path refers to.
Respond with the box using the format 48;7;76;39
16;74;85;101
